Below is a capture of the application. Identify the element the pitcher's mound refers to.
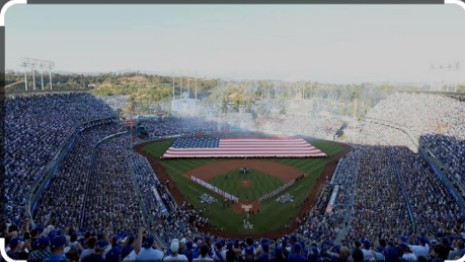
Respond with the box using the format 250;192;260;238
232;200;261;215
240;180;253;187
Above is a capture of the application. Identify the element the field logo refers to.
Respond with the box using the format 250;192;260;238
241;204;254;229
243;218;254;230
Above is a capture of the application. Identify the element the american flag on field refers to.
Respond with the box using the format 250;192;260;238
161;137;327;159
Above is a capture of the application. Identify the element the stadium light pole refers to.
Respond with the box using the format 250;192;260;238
430;61;461;92
195;72;198;100
172;72;175;101
20;61;28;91
31;63;36;91
180;73;183;96
187;75;190;98
455;62;461;93
48;68;52;90
21;57;55;92
48;62;54;90
24;70;28;91
40;64;44;90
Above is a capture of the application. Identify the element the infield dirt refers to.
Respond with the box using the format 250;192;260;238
133;141;351;239
184;159;302;183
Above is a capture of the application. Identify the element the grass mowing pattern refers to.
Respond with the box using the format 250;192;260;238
140;138;344;234
209;170;283;201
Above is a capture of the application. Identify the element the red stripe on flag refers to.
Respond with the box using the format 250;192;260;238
162;137;327;159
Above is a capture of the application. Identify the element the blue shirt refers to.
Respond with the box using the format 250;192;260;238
42;254;72;262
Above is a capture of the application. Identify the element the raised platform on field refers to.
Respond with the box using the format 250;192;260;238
161;137;327;159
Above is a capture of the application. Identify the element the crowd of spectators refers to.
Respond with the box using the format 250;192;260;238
4;93;117;224
3;217;464;262
128;152;168;220
33;123;123;228
82;135;144;234
3;92;465;262
141;117;225;137
341;120;464;245
366;93;465;182
256;115;342;140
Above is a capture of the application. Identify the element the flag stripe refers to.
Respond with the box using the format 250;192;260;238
162;137;327;159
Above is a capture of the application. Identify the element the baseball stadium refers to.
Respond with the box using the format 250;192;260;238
3;3;465;262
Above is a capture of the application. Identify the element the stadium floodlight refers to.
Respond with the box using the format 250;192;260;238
195;73;198;100
20;57;55;92
39;63;45;90
180;73;183;95
172;72;175;101
431;61;462;92
20;60;29;91
48;62;55;90
187;74;190;98
31;62;36;91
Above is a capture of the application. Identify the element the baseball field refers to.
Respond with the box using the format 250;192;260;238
136;138;346;237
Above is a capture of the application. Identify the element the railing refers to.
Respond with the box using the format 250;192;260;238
363;131;417;233
78;130;128;228
385;143;417;233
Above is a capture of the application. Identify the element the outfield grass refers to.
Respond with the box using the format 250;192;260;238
140;138;344;234
209;170;283;200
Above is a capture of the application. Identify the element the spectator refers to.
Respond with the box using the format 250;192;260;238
28;237;51;262
43;236;71;262
193;244;214;262
81;239;110;262
164;239;188;261
80;237;97;261
135;234;164;261
448;240;464;260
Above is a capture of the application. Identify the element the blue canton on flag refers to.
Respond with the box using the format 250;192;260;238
171;137;220;148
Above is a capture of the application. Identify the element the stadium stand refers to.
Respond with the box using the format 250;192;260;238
4;93;117;223
2;92;465;262
366;93;465;185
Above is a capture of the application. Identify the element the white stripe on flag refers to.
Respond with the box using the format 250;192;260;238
162;137;327;159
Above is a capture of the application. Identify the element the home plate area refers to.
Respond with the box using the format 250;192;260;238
239;180;253;187
184;159;307;230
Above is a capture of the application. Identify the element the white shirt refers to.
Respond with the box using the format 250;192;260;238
361;248;374;261
213;249;227;261
402;253;417;261
79;248;94;261
136;247;164;261
163;254;188;261
409;244;429;259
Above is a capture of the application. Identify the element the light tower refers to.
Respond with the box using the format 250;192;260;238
430;61;461;92
20;59;29;91
195;72;198;100
20;57;55;91
39;63;45;90
31;61;36;90
187;74;190;98
172;72;175;101
48;62;55;90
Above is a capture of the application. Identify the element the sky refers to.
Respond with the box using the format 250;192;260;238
5;4;465;83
